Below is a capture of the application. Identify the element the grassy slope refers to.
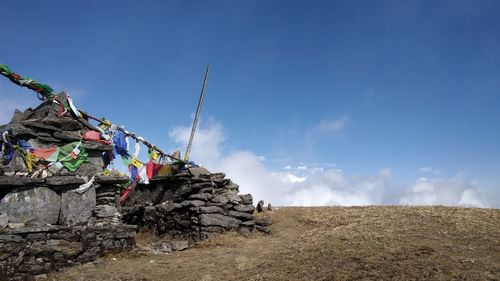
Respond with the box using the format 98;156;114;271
52;206;500;281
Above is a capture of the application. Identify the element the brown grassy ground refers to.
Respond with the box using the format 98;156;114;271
50;206;500;281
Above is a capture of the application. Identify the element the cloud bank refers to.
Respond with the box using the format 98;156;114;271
169;120;494;208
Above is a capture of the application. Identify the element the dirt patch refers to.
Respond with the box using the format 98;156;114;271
49;206;500;281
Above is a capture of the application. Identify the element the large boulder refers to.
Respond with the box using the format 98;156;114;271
59;187;96;225
0;187;61;226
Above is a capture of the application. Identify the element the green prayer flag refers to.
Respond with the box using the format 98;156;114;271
57;142;88;172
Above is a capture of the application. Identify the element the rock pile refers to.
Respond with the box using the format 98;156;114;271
122;167;271;240
0;93;111;179
0;94;109;178
0;93;271;279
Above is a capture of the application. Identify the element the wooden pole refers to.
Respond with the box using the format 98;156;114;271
184;64;210;162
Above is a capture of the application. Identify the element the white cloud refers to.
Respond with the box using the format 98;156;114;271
400;177;486;208
168;118;224;168
168;119;493;208
420;166;442;176
282;174;307;184
312;115;349;134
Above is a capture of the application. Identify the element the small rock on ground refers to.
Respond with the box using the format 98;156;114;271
256;200;264;212
170;240;188;251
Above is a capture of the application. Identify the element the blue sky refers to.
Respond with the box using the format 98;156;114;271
2;1;499;206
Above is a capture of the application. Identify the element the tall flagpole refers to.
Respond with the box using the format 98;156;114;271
184;64;210;162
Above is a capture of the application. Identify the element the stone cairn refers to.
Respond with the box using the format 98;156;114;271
0;93;271;280
0;94;136;280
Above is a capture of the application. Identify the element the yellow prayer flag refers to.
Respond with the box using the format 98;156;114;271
131;158;143;168
151;149;158;161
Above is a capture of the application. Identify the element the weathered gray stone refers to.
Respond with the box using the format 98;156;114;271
256;200;264;212
60;187;96;225
8;222;25;228
239;194;253;205
38;131;53;139
199;214;241;229
255;225;271;234
267;203;274;211
0;213;8;228
0;234;24;243
0;187;60;226
240;220;255;227
39;135;63;143
9;109;24;124
53;131;81;141
180;200;205;208
233;204;255;213
225;191;242;204
210;172;226;179
155;202;175;212
9;225;61;234
170;240;188;251
46;239;83;256
0;176;45;187
3;152;27;173
200;226;225;233
94;175;129;184
94;205;118;218
177;184;194;196
26;233;46;240
173;170;191;179
198;206;224;214
34;274;48;280
229;211;253;221
21;118;62;132
188;166;210;177
46;176;85;186
226;183;239;191
188;193;212;201
206;202;226;207
211;194;229;204
255;216;273;226
96;190;117;196
43;116;83;131
238;226;251;236
76;163;101;177
82;141;113;151
5;123;37;138
199;187;214;194
147;242;172;254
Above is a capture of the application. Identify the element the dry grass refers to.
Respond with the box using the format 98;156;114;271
50;206;500;281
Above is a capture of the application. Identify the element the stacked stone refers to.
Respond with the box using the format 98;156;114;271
93;176;127;225
0;92;112;178
0;224;136;280
122;167;271;240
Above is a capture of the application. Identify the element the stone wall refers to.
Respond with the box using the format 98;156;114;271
122;167;272;240
0;175;135;280
0;224;136;280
